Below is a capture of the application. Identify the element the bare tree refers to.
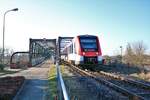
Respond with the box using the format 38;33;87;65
0;47;14;64
133;41;147;66
124;41;147;67
124;43;135;65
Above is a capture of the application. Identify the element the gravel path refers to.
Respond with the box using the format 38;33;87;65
1;60;51;100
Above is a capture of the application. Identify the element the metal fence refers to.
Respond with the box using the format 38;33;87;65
56;63;69;100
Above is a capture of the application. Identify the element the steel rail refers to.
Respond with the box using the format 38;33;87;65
99;71;150;90
65;62;145;100
125;77;150;90
56;63;69;100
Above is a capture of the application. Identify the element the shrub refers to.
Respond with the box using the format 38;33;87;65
0;64;5;70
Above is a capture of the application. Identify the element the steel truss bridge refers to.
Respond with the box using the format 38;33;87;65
10;37;73;68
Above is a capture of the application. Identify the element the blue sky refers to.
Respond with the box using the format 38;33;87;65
0;0;150;55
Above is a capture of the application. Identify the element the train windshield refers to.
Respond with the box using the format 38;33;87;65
80;37;98;51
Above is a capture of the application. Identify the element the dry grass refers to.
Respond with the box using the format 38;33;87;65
130;72;150;81
138;72;150;81
48;64;68;100
48;64;57;99
60;65;66;76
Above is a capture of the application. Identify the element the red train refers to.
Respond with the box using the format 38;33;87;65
62;35;104;67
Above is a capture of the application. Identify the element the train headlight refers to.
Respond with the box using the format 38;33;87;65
96;52;99;55
83;52;85;55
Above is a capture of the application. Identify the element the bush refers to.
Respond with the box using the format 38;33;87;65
0;64;5;70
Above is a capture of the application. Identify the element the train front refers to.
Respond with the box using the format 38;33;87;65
77;35;103;65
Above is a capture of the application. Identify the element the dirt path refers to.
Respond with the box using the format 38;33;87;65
4;60;51;100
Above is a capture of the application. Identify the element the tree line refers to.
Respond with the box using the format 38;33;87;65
0;48;14;64
124;41;149;66
104;41;150;67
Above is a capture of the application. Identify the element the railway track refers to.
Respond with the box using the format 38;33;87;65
62;61;150;100
97;71;150;90
94;71;150;100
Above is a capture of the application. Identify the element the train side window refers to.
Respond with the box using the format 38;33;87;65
69;45;71;53
69;45;71;54
68;44;73;54
71;44;73;53
74;43;76;54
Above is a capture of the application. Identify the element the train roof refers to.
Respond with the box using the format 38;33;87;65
77;34;98;38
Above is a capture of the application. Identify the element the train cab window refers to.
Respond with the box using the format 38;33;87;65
80;37;98;52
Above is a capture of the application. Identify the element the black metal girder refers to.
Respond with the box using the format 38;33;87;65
29;38;56;66
57;37;74;62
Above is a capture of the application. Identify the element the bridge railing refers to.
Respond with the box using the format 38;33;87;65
56;63;69;100
10;52;29;68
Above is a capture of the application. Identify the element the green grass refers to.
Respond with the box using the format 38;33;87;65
48;64;68;99
48;64;57;99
